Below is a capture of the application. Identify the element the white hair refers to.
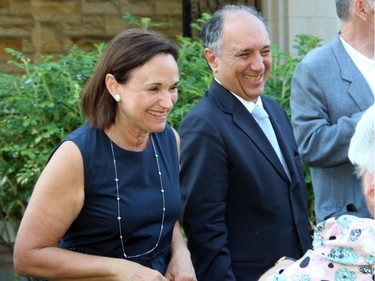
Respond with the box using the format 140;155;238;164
348;104;375;177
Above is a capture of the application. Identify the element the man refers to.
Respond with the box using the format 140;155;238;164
259;104;375;281
290;0;374;223
178;5;311;281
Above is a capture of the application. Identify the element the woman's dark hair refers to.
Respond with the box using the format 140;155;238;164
81;28;179;130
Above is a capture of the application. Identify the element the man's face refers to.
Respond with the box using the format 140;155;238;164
206;13;272;102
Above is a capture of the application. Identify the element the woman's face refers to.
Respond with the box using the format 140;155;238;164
116;53;179;134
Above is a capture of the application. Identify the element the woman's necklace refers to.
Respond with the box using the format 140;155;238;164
109;134;166;259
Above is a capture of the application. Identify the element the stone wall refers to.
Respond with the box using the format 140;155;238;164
0;0;183;74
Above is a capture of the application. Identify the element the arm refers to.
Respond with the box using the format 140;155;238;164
290;61;362;168
164;128;196;281
165;221;196;281
179;114;236;281
172;127;180;160
13;141;166;281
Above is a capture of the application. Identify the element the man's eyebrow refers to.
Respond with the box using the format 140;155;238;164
234;48;251;55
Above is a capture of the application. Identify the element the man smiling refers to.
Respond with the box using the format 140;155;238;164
179;4;311;281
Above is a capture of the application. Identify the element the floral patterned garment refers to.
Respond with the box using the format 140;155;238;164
269;215;375;281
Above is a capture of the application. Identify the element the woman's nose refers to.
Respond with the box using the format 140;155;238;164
159;92;175;109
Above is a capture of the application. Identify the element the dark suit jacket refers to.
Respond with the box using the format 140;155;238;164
179;80;311;281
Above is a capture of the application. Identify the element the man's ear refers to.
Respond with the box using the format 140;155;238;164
204;48;219;73
363;172;374;196
105;73;120;98
364;172;375;216
355;0;370;20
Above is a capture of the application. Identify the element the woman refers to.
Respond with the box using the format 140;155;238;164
13;28;196;281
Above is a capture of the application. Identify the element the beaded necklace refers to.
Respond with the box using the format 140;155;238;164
110;134;166;259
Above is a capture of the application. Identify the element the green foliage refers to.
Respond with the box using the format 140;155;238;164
169;36;211;128
190;12;211;32
122;11;172;30
168;12;212;128
0;45;104;241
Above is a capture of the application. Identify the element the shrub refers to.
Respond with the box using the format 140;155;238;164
0;45;104;250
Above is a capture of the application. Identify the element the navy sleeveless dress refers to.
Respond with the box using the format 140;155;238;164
56;123;181;274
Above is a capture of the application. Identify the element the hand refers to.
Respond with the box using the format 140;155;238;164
164;250;197;281
120;261;168;281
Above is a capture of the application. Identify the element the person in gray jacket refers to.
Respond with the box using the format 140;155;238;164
290;0;374;223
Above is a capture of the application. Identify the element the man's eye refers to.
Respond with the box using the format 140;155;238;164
262;49;271;56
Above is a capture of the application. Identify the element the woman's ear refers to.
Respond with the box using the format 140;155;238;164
105;73;120;98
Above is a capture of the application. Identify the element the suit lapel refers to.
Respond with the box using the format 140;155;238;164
208;80;290;182
332;35;374;110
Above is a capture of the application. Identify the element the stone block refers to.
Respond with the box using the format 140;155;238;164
62;20;106;36
31;2;81;22
33;24;63;52
126;0;155;15
0;27;31;37
9;0;32;15
82;0;120;14
155;0;181;16
0;0;184;74
21;37;37;53
105;17;128;35
0;1;9;15
0;15;34;26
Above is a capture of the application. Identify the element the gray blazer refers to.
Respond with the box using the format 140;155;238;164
290;33;374;223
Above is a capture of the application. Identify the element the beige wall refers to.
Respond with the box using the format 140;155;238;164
262;0;341;55
0;0;182;74
0;0;343;74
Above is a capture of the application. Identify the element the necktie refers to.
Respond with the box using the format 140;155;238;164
251;105;290;180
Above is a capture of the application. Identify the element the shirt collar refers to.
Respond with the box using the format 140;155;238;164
339;36;375;71
214;77;263;113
